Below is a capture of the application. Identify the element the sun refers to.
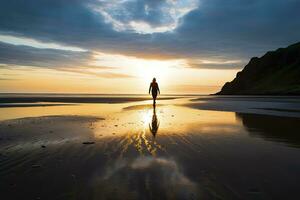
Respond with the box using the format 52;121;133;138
136;59;185;87
138;65;168;85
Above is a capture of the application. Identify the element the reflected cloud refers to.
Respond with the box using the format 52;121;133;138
131;157;195;187
98;156;198;199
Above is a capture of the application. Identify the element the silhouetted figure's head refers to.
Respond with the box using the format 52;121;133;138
152;78;156;83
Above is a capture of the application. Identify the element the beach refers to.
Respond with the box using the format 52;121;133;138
1;94;300;199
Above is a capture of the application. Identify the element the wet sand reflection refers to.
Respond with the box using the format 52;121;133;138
1;99;300;199
149;104;159;138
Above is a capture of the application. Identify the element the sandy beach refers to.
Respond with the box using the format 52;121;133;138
1;95;300;199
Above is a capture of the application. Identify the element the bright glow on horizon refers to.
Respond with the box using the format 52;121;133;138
91;52;187;86
0;48;240;94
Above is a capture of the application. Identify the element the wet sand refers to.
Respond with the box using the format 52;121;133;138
0;96;177;104
1;95;300;199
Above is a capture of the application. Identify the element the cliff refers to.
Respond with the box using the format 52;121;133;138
217;42;300;95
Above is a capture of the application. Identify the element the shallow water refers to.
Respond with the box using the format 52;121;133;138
0;96;300;199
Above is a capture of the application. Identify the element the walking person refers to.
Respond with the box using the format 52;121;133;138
149;78;160;105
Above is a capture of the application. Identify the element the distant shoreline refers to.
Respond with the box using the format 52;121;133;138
215;93;300;96
0;96;179;104
0;93;208;96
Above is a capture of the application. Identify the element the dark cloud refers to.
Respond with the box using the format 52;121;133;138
0;42;93;68
176;0;300;55
0;0;300;69
188;62;243;70
0;42;132;79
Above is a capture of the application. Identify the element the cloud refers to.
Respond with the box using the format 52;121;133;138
89;0;198;34
0;34;86;52
176;0;300;57
59;68;135;79
0;41;93;68
187;59;244;69
0;42;133;78
0;0;300;70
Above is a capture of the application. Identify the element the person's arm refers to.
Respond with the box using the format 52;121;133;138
157;84;160;94
149;83;152;94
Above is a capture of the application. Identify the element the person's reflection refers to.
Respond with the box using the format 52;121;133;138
149;104;159;138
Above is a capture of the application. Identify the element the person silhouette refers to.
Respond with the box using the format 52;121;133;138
149;78;160;105
149;104;159;138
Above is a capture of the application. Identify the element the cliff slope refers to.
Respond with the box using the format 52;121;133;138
217;42;300;95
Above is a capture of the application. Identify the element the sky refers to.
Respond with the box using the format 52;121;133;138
0;0;300;94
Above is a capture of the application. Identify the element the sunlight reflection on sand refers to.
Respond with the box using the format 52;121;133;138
1;97;300;199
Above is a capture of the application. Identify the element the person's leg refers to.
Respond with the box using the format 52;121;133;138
152;93;157;105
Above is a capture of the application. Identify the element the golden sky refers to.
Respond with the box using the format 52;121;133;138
0;50;238;94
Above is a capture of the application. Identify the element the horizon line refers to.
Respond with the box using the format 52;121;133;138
0;92;213;96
